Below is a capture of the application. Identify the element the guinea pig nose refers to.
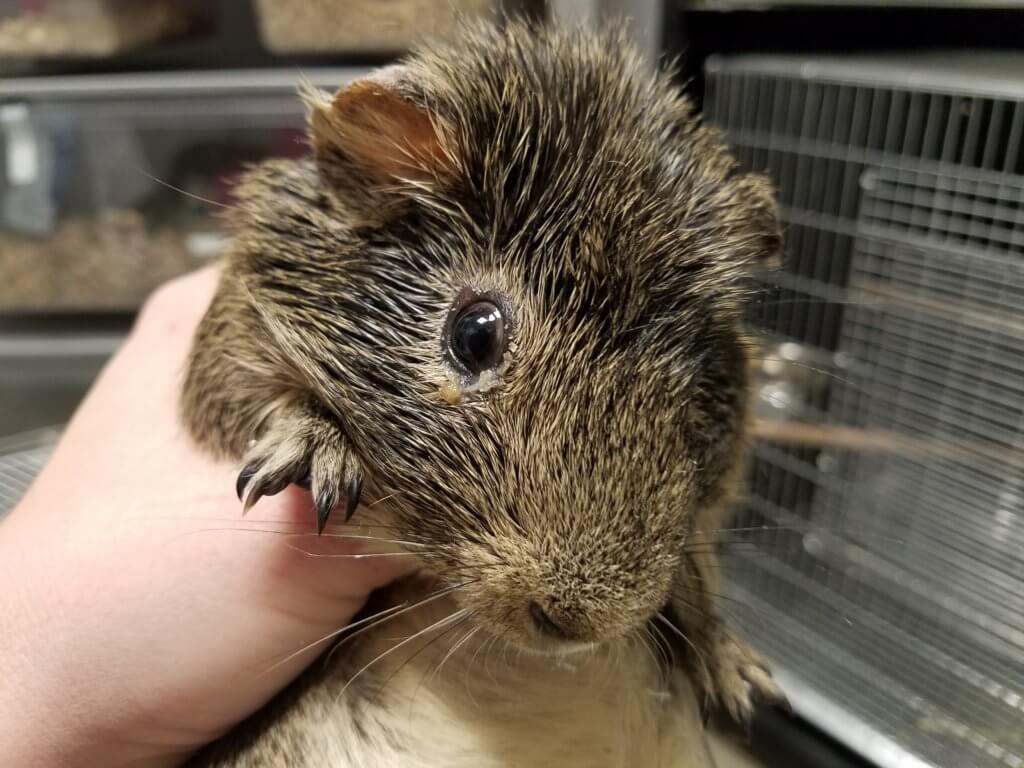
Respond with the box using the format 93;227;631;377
528;600;573;640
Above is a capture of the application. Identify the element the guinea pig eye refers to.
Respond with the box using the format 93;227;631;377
448;300;506;374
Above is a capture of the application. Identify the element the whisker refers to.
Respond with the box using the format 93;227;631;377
688;524;777;539
135;167;231;209
455;628;488;710
150;515;403;531
483;633;503;688
401;615;477;719
709;524;907;548
321;521;406;533
335;608;470;704
665;593;717;624
169;525;419;550
313;533;429;548
638;626;671;671
655;613;712;686
395;615;474;722
636;626;665;674
751;295;879;310
681;545;777;558
467;628;495;696
433;624;481;683
700;590;775;621
280;543;425;559
323;581;476;669
681;590;772;631
168;526;310;543
278;588;465;673
747;357;854;385
485;610;516;688
648;621;674;676
259;598;416;676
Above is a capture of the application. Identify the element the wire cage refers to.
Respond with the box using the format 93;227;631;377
0;429;56;519
704;53;1024;768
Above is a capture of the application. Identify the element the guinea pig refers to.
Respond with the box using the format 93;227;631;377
182;18;786;768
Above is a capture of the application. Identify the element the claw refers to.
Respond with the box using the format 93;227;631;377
234;412;364;533
241;491;257;516
236;464;258;502
240;470;291;514
345;476;363;522
316;487;336;535
315;481;344;536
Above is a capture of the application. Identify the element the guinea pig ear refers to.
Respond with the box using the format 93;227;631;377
303;70;457;191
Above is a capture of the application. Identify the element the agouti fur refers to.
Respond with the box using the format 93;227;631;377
182;18;785;768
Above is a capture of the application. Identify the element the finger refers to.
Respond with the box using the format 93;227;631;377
131;264;223;346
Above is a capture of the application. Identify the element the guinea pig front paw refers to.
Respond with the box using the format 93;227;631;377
701;626;788;726
235;402;364;534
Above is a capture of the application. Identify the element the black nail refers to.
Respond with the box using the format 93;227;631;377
236;464;258;501
242;472;292;515
315;489;334;536
242;490;258;515
345;476;363;522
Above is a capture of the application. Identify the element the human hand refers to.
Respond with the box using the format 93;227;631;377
0;267;414;767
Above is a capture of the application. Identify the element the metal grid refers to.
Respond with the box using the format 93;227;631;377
704;54;1024;768
685;1;1024;8
0;429;56;519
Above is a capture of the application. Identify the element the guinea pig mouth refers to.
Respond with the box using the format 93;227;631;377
479;592;662;658
517;601;601;655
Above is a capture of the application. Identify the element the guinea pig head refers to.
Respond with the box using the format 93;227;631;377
250;23;781;651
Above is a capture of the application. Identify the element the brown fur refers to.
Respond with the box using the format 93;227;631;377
182;18;785;767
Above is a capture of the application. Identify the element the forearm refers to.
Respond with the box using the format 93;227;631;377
0;493;188;768
0;511;101;768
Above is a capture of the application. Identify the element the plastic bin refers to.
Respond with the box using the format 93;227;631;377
0;68;368;313
253;0;495;55
0;0;204;58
